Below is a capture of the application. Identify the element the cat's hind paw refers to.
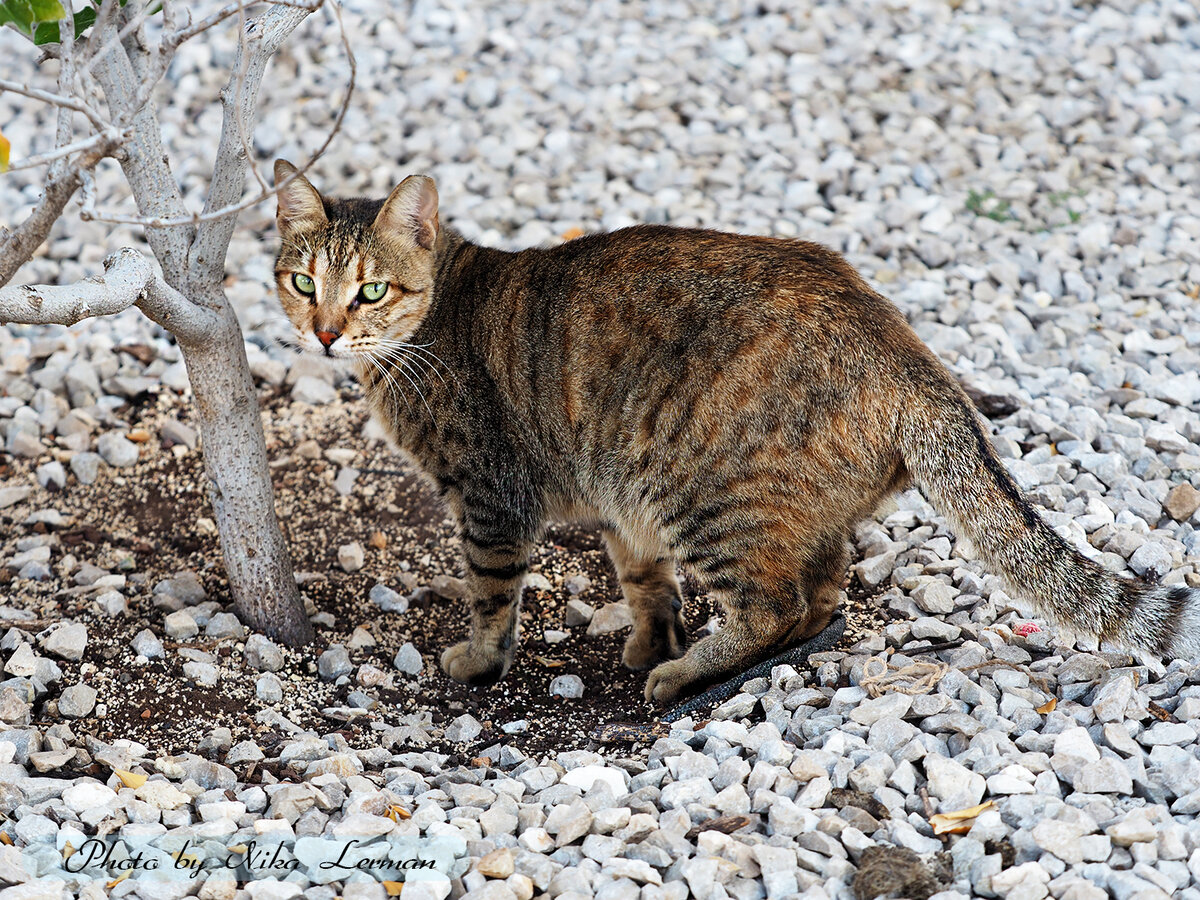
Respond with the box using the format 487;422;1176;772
644;656;705;705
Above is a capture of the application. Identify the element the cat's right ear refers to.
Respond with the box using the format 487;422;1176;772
274;159;327;233
375;175;439;250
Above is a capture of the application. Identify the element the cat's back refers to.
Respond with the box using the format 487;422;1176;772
503;224;915;359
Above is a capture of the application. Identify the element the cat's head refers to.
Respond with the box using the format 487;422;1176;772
273;159;440;360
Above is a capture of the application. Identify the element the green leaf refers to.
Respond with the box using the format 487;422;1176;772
32;0;141;44
32;4;81;42
0;0;64;39
29;0;64;19
0;0;36;35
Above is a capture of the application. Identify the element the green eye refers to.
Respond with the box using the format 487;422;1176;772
359;281;388;303
293;273;315;295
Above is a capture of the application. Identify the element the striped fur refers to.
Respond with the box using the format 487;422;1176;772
274;164;1200;705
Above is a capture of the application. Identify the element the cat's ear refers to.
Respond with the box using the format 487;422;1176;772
375;175;439;251
274;159;327;233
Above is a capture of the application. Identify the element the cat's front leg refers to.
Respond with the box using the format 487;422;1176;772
440;530;535;686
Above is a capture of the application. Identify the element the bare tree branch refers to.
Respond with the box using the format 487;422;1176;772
0;79;110;131
164;0;322;51
79;0;158;79
0;141;116;289
5;129;128;172
49;16;78;180
84;1;353;236
0;1;331;646
190;1;324;280
118;0;156;82
0;247;144;325
0;248;218;342
89;10;195;281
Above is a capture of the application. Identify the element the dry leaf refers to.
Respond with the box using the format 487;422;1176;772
106;871;132;889
535;656;566;668
369;531;388;550
0;130;9;172
117;344;156;365
929;800;995;835
385;804;411;821
115;769;148;789
1035;698;1057;714
383;881;405;897
685;814;752;840
1147;701;1175;723
561;227;585;241
127;429;151;443
0;833;12;846
1187;283;1200;300
592;722;669;743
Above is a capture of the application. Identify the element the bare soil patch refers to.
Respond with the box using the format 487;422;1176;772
1;379;882;765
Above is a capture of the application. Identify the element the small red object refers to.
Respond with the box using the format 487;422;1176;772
1014;622;1041;637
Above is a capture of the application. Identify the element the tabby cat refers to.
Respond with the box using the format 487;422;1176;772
273;159;1198;705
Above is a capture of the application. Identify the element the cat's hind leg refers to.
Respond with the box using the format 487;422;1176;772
440;531;535;686
603;528;688;670
644;597;800;704
645;537;848;705
784;538;847;643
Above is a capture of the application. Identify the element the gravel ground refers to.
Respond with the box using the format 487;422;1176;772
3;0;1200;898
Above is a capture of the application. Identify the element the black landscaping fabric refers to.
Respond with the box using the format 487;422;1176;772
662;613;847;722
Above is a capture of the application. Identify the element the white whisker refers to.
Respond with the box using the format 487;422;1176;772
374;338;459;386
364;353;411;415
362;350;435;422
373;343;448;388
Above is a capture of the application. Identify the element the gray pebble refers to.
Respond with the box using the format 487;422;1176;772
96;431;139;467
393;642;424;676
550;674;585;699
317;644;353;681
130;629;165;659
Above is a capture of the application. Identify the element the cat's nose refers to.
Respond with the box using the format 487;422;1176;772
315;329;340;349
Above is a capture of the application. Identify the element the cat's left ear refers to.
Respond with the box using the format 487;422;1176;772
375;175;439;251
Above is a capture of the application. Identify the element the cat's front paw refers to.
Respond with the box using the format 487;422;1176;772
440;640;513;686
644;656;705;705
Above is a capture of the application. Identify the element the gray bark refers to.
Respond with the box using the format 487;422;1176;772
34;4;318;644
2;3;323;645
176;297;314;643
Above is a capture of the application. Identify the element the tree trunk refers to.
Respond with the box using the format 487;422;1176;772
178;299;315;646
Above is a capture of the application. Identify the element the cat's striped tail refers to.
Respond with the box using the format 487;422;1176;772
898;376;1200;661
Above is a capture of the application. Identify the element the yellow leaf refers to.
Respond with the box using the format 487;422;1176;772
929;800;995;835
0;130;9;172
385;804;411;822
1036;697;1057;714
106;870;132;889
561;227;585;241
383;881;404;896
61;841;75;859
115;769;148;789
0;833;12;846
